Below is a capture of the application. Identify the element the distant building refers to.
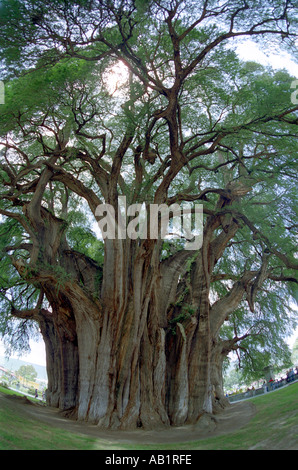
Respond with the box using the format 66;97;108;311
0;365;17;380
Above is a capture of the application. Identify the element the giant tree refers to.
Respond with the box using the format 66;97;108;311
0;0;297;429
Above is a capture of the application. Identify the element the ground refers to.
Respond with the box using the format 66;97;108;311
0;391;256;446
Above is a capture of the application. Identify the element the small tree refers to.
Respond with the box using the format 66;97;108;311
292;338;298;366
16;364;37;382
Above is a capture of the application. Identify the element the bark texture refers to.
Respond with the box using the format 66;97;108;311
9;176;266;429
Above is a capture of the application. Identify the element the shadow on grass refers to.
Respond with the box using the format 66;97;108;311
0;383;297;450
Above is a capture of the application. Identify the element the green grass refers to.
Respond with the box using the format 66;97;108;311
0;383;297;450
0;387;124;450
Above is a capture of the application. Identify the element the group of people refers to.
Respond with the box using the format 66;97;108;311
34;389;46;400
226;367;297;401
263;367;298;392
286;367;297;383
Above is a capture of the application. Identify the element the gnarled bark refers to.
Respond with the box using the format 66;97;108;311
9;175;268;430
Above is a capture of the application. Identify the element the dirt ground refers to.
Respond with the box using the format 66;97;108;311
0;392;256;446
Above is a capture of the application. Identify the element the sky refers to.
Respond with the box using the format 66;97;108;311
0;39;297;369
0;336;46;367
236;39;298;77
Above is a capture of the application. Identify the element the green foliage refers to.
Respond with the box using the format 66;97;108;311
0;216;41;354
66;207;104;265
169;304;195;335
219;283;296;382
16;364;37;382
223;367;246;390
292;337;298;366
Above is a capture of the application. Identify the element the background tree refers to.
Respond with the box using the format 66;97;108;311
223;367;245;392
0;0;297;429
16;364;38;382
291;338;298;366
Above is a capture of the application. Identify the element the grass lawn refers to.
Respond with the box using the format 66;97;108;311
0;383;297;450
0;386;123;450
168;382;298;451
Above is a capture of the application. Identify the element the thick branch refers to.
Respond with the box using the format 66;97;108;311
47;163;102;215
210;270;257;337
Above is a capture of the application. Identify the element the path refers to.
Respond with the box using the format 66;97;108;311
0;391;255;445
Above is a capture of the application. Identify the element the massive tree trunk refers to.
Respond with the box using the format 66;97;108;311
39;304;79;411
28;234;218;429
12;190;250;430
11;140;275;431
9;158;258;429
64;237;214;429
210;340;231;412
